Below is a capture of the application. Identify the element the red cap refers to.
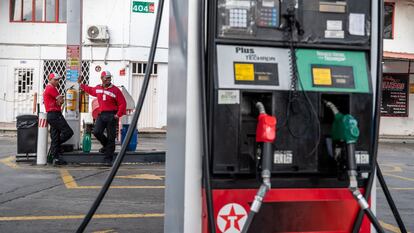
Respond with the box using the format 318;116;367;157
48;72;61;81
101;71;112;78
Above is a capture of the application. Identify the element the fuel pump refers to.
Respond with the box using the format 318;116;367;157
202;0;385;232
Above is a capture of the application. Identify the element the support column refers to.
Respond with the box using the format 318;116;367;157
65;0;83;149
164;0;203;232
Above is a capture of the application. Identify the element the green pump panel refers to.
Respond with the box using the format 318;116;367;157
296;49;371;93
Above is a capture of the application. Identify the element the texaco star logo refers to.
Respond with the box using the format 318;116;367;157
217;203;247;233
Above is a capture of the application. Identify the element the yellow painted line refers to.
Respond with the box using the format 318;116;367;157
0;155;164;171
0;155;166;173
60;169;165;189
387;187;414;190
0;156;18;169
379;163;405;167
93;230;117;233
0;213;164;221
60;169;80;189
116;174;163;180
380;164;403;172
383;172;414;182
380;220;411;233
51;167;163;171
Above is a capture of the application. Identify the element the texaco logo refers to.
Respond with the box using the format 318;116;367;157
217;203;247;233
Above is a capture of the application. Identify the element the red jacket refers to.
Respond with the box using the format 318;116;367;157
80;84;126;118
43;84;62;112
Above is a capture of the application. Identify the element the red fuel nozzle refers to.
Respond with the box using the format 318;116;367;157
256;113;277;143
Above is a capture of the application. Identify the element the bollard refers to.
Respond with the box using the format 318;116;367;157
36;113;48;165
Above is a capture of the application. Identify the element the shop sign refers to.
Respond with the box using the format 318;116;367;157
381;74;409;117
66;45;81;82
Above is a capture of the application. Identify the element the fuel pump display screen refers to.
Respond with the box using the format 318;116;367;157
234;62;279;85
311;65;355;88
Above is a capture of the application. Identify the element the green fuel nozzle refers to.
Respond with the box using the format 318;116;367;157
324;100;359;183
324;100;360;144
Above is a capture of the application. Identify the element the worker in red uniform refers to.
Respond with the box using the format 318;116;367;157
78;71;126;164
43;73;74;165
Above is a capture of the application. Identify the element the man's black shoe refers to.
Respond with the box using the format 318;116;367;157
53;158;67;166
99;147;106;153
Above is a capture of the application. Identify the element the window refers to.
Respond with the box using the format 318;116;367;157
58;0;67;22
384;3;395;39
16;68;34;94
132;62;158;75
10;0;67;23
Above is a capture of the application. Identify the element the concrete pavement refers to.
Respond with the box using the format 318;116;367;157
0;135;165;233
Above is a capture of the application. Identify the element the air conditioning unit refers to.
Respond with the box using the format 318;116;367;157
86;25;109;41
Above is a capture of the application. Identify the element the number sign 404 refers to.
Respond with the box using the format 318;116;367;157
132;1;155;13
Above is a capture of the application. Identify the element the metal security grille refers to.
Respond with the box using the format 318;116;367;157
14;68;35;117
16;68;34;93
132;62;158;75
42;60;90;95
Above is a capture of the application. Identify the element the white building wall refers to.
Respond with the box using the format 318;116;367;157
380;1;414;136
0;17;66;46
0;0;169;128
383;1;414;53
380;95;414;135
0;59;42;121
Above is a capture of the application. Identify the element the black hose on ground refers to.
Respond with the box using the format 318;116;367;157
76;0;165;231
376;161;408;233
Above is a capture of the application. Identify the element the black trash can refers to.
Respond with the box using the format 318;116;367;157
16;115;38;154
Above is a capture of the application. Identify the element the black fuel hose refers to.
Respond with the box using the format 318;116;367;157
350;185;385;233
347;144;385;233
241;211;256;233
352;1;384;232
376;161;408;233
76;0;165;231
199;0;216;231
364;208;385;233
